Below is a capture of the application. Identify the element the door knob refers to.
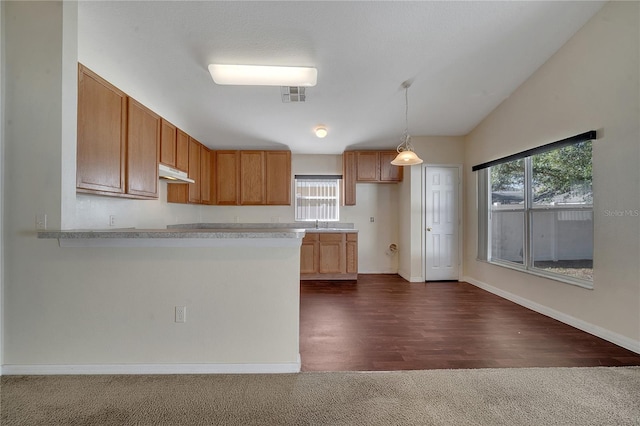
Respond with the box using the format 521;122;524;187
426;227;432;231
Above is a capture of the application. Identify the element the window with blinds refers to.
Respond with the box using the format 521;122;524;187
294;175;341;221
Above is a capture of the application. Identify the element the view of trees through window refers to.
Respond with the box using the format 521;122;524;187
489;141;593;282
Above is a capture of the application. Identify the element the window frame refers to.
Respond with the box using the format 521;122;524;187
294;175;341;222
475;132;596;289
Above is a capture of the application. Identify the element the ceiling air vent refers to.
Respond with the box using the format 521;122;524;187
281;86;306;103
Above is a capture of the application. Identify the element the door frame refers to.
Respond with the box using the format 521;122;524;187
422;164;463;282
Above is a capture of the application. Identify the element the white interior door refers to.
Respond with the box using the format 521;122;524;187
424;165;460;281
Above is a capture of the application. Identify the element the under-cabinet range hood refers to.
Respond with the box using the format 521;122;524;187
158;164;195;184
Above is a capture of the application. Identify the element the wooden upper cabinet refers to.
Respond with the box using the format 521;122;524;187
343;151;357;206
200;145;213;205
356;151;380;182
265;151;291;205
214;150;240;205
341;150;403;204
188;137;202;204
175;129;189;172
167;138;212;205
126;98;160;199
240;151;266;205
159;120;190;174
160;119;177;168
77;64;127;195
379;151;403;182
213;150;291;206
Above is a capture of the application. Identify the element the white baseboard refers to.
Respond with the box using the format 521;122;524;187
2;355;301;375
463;276;640;355
398;269;423;282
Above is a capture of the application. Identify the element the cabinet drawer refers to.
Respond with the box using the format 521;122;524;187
319;233;344;242
346;233;358;242
303;233;319;243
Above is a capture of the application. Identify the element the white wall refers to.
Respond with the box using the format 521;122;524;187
397;136;465;281
2;2;301;370
0;0;5;370
463;1;640;350
2;2;406;369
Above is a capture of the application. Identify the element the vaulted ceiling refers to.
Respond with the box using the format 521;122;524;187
78;1;604;154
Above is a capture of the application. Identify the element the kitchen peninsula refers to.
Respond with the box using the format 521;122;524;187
34;225;306;374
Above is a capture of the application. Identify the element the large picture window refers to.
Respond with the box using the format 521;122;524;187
475;132;595;287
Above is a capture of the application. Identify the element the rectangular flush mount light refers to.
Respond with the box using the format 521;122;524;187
208;64;317;87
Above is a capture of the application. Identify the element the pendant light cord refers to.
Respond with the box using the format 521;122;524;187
405;85;409;135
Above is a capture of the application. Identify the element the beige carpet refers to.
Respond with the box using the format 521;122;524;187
1;367;639;425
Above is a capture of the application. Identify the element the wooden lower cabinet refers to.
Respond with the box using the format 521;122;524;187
300;234;319;274
346;233;359;274
300;232;358;280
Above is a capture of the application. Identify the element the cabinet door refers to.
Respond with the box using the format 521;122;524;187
300;234;319;274
346;233;358;274
379;151;404;182
175;129;189;172
343;151;357;205
160;119;176;168
319;233;345;274
200;145;212;205
356;151;380;182
127;98;160;199
240;151;266;205
265;151;291;205
214;151;239;205
77;64;127;195
188;137;201;204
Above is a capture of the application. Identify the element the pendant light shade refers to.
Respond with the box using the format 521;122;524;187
391;81;423;166
390;143;423;165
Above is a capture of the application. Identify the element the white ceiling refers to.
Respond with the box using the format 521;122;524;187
78;1;604;154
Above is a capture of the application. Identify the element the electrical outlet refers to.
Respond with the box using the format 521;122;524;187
234;216;240;223
109;215;116;227
35;213;47;230
370;217;375;223
175;306;186;323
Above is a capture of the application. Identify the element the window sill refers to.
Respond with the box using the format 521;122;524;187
482;259;594;290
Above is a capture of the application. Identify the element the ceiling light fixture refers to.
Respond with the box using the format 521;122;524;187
391;81;423;166
315;126;328;138
208;64;317;87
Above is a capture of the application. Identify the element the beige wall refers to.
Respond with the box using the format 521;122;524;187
463;1;640;350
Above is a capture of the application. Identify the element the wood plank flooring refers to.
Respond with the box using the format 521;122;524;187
300;274;640;371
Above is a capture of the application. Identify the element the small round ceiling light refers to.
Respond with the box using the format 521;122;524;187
315;126;328;138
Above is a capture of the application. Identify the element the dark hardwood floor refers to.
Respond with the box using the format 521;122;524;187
300;274;640;371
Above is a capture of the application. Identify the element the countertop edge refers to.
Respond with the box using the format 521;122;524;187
38;228;307;240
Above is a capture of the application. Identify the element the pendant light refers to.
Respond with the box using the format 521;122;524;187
391;81;423;166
